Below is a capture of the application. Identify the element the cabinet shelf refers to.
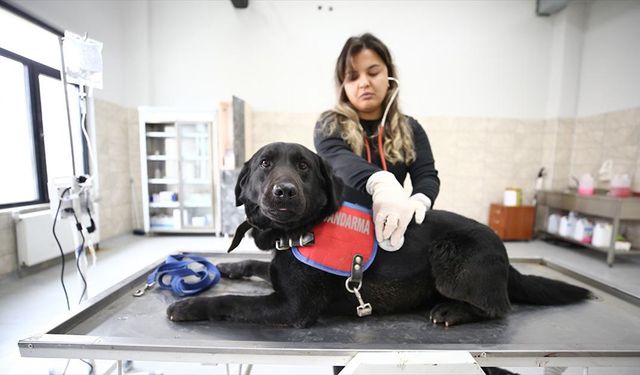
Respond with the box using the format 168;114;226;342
149;202;180;208
146;132;176;138
182;156;209;161
147;155;177;161
148;178;179;185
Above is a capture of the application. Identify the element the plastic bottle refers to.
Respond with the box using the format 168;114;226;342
547;214;560;234
592;222;613;248
577;174;594;196
609;174;632;197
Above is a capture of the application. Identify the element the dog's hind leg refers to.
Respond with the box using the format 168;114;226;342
428;235;511;325
217;260;271;281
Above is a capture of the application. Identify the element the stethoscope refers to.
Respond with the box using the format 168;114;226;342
362;76;400;171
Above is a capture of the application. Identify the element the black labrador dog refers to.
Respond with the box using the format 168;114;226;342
167;142;590;328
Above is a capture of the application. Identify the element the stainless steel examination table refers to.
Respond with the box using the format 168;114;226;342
18;252;640;370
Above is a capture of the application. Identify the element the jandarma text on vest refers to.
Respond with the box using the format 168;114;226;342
323;211;371;235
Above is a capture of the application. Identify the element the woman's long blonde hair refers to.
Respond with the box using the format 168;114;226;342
319;33;415;165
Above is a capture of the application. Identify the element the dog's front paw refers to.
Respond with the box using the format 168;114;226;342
217;262;245;279
167;297;209;322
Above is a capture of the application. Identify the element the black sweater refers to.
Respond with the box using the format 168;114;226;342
313;115;440;207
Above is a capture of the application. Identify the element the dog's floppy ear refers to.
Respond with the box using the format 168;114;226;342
317;155;344;213
234;160;251;206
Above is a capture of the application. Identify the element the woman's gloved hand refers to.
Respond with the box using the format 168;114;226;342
366;171;429;251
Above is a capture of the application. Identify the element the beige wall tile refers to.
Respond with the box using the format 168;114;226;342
557;119;575;142
571;163;601;180
605;107;640;129
94;99;133;240
487;131;517;148
0;212;13;230
0;219;17;276
0;252;17;276
0;225;16;256
429;131;460;161
250;112;319;154
570;147;602;169
419;116;454;133
485;118;513;133
633;162;640;192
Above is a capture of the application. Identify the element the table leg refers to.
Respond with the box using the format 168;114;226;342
607;218;620;267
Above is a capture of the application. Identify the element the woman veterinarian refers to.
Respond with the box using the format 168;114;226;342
314;33;440;252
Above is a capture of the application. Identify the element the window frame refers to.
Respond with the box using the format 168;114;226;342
0;1;86;209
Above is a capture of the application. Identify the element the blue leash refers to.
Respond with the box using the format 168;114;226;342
133;254;221;297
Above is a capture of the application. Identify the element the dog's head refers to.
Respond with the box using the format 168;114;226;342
235;142;343;232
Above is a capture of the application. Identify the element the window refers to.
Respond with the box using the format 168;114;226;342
0;55;39;205
0;4;84;209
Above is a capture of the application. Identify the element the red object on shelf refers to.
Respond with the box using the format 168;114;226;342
608;187;632;198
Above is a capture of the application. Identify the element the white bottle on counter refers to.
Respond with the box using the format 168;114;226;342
592;222;613;248
547;214;560;234
558;212;578;237
573;218;594;244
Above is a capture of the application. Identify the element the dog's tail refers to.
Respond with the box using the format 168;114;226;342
507;265;591;305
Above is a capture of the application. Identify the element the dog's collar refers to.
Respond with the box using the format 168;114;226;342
227;219;315;253
275;233;315;251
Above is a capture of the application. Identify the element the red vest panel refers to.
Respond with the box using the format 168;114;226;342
292;202;377;277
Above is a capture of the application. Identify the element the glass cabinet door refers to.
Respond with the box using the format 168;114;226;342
146;123;180;230
178;122;214;229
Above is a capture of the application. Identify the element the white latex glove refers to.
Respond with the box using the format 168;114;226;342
409;193;432;213
366;171;428;251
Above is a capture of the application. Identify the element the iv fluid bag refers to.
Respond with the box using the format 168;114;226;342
63;31;103;89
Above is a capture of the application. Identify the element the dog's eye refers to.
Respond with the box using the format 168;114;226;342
260;159;272;169
297;161;309;171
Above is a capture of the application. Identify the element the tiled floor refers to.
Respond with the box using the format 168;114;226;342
1;234;639;374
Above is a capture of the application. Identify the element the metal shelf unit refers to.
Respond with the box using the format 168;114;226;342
535;190;640;266
138;107;220;234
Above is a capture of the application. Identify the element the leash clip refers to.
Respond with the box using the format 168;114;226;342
133;282;155;297
345;277;372;317
346;255;371;317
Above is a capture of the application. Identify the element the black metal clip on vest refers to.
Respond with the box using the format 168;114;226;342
345;254;372;317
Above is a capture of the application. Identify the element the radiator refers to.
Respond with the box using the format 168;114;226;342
15;204;100;268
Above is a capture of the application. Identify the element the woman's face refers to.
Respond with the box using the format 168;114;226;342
343;48;389;120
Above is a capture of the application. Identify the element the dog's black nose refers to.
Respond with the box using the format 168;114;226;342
272;183;297;199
